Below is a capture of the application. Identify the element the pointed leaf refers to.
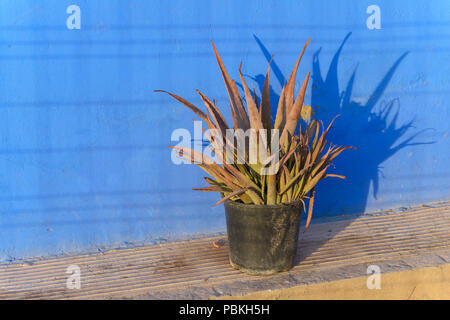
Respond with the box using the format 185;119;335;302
155;90;212;126
214;187;250;206
196;89;229;135
303;187;315;232
285;38;311;115
260;60;272;131
238;64;263;131
211;41;249;130
280;72;310;144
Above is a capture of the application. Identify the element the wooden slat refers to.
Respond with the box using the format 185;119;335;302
0;202;449;299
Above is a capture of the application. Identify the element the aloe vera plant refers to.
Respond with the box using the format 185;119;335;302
156;39;353;231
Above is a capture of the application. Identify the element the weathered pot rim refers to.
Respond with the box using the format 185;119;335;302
224;199;303;210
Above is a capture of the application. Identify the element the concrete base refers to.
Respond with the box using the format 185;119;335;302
221;264;449;300
0;202;449;299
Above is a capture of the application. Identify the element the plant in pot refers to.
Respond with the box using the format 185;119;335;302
156;39;353;275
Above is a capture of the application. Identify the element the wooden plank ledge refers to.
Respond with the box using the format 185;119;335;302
0;202;449;299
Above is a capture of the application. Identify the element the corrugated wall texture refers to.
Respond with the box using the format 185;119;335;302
0;0;448;261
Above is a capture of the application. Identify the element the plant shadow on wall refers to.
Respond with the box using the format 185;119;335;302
253;33;434;263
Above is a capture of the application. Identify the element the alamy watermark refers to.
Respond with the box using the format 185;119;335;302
66;265;81;289
171;121;281;175
366;5;381;30
366;264;381;290
66;5;81;30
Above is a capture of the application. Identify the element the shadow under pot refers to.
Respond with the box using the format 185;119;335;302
224;199;303;275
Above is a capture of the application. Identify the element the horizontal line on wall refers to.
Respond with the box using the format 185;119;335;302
0;22;448;31
1;35;448;46
0;189;190;202
0;145;167;154
0;99;174;108
0;48;446;60
1;89;448;110
0;204;218;228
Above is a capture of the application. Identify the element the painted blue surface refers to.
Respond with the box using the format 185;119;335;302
0;0;448;261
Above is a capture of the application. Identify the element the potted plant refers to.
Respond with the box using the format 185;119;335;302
156;39;352;275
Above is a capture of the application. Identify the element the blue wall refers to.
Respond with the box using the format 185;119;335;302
0;0;448;261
